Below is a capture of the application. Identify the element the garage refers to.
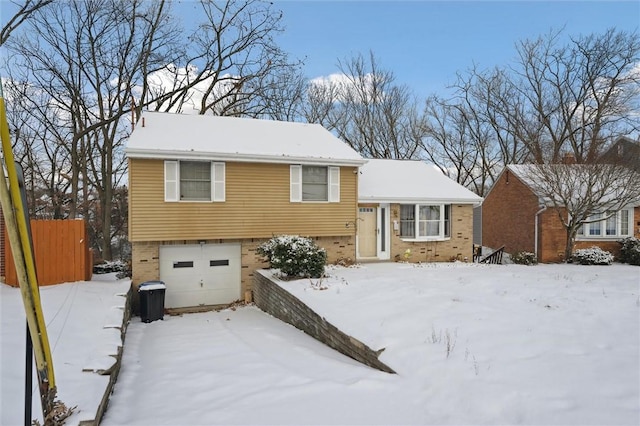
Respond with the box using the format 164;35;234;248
159;243;241;309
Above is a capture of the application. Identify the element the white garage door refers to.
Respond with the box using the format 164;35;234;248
159;243;241;309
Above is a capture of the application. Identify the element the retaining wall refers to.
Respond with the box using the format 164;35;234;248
79;285;132;426
253;270;395;374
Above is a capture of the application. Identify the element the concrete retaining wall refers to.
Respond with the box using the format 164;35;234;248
79;285;133;426
253;270;395;374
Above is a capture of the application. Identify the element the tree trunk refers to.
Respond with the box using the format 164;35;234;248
564;228;576;263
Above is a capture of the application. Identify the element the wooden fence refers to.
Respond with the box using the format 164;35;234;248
4;219;93;286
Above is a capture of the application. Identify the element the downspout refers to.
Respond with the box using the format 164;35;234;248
534;203;547;260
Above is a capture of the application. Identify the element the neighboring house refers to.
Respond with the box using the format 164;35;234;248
126;112;366;309
357;159;482;262
599;136;640;172
482;165;640;262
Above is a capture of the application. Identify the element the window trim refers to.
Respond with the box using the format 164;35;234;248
576;208;632;240
399;204;451;241
164;160;225;202
290;165;340;203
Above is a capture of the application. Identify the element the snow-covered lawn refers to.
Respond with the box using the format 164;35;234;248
103;262;639;425
0;275;131;425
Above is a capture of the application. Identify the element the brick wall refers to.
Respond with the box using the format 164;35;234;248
482;170;540;254
389;204;475;262
253;269;395;374
539;206;640;263
538;208;569;262
131;241;160;288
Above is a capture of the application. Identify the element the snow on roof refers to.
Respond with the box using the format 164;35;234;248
125;112;365;166
358;159;483;204
506;164;640;206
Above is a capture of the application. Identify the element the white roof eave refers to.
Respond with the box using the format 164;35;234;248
126;148;367;167
358;196;483;206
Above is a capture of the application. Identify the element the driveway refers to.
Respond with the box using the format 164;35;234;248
101;306;423;425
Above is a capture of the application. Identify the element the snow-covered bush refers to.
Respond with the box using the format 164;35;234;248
257;235;327;278
618;237;640;266
571;247;614;265
511;251;538;265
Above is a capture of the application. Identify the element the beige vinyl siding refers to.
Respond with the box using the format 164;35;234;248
129;159;358;242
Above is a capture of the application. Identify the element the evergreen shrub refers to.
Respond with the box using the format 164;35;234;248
257;235;327;278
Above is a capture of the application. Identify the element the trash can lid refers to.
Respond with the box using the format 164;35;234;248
138;280;166;291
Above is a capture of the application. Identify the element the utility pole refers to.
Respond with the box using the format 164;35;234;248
0;79;64;423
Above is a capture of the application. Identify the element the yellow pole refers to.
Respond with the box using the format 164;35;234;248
0;80;56;415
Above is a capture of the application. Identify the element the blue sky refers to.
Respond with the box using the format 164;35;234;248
272;1;640;97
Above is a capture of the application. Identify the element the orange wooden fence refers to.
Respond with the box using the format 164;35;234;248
4;219;93;286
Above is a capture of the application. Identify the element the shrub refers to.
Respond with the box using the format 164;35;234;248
93;260;129;274
571;246;614;265
257;235;327;278
618;237;640;266
511;251;538;265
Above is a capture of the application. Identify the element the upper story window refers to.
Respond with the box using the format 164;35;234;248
302;166;328;201
400;204;451;240
164;160;225;202
577;209;631;238
290;165;340;202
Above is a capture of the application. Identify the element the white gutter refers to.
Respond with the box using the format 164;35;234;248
125;148;367;167
358;197;483;206
534;203;548;259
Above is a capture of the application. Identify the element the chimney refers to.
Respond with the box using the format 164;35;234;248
562;152;576;165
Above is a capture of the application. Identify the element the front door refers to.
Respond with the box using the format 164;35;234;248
358;207;377;257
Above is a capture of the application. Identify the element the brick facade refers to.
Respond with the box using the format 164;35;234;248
389;203;475;262
482;169;541;255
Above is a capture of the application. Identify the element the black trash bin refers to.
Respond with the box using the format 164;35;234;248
138;281;166;323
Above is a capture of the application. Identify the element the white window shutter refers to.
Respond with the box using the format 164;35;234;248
290;165;302;202
164;161;178;202
212;162;225;202
329;166;340;202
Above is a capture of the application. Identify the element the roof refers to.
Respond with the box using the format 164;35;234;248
358;159;483;205
504;164;640;206
125;112;366;166
599;136;640;172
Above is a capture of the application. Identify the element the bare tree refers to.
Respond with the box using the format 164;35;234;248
520;163;640;260
304;51;426;159
3;0;179;259
3;0;303;260
0;0;53;45
146;0;304;118
510;28;640;163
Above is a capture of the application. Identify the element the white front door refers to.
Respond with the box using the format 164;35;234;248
159;243;241;308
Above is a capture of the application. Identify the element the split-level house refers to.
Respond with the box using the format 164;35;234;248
126;112;365;309
127;113;482;309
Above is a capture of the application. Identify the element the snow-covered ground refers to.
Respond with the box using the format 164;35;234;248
0;274;131;425
102;262;640;425
1;264;637;424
